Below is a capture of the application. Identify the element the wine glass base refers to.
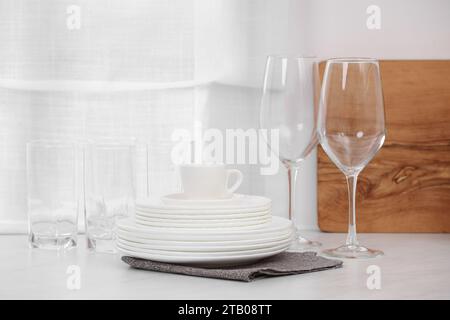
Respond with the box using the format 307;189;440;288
287;234;322;252
322;244;383;259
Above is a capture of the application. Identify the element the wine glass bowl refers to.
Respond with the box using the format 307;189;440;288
261;56;319;164
318;58;386;259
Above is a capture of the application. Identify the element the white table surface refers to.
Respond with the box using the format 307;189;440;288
1;232;449;300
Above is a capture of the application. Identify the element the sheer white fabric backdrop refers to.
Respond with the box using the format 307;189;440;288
2;0;449;233
0;0;318;233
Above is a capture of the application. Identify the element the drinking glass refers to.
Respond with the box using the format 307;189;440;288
84;139;136;253
27;140;79;250
318;58;385;258
260;55;321;250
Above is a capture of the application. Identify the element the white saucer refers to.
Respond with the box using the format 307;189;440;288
134;209;271;220
137;194;271;211
161;193;240;206
134;216;272;229
135;213;270;222
135;205;271;216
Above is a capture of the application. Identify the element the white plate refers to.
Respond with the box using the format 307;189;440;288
135;205;271;215
132;217;271;230
116;228;293;245
117;229;293;246
134;214;271;226
117;216;292;238
118;216;291;236
135;213;270;223
136;194;271;211
117;241;289;267
117;244;289;266
117;236;293;253
117;240;290;256
134;217;272;229
161;193;243;207
134;209;271;220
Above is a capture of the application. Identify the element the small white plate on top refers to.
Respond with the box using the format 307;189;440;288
134;209;271;220
116;235;293;253
117;229;293;247
134;216;271;229
134;211;270;223
137;194;271;211
116;216;293;241
134;205;271;215
117;245;289;267
161;193;241;207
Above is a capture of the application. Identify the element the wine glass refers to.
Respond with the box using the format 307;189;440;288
260;55;321;250
318;58;385;259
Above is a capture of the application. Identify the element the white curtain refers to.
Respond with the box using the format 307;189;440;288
2;0;449;233
0;0;319;233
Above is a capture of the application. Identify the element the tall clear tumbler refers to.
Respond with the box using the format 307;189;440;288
84;140;136;253
27;141;79;250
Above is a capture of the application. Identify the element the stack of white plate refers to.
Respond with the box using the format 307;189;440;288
134;194;272;229
116;194;294;266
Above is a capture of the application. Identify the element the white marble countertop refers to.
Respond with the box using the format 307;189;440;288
1;232;449;299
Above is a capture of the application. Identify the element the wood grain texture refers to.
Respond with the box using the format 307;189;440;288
318;60;450;233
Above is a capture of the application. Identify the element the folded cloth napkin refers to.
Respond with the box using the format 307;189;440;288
121;252;343;282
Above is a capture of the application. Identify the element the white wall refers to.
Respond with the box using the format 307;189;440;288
306;0;450;59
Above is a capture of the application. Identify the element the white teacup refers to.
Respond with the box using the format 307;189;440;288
178;164;243;200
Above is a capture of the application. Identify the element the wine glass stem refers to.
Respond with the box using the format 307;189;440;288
287;165;299;222
345;174;359;247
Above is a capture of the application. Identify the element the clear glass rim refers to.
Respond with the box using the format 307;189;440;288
327;57;379;64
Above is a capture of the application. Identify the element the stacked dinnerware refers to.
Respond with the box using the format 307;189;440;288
135;194;271;229
116;164;294;266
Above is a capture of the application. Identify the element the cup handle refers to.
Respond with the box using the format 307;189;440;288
226;169;243;195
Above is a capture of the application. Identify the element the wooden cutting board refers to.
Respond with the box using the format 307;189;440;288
318;60;450;233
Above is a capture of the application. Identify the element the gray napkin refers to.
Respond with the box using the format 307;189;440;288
121;252;343;282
